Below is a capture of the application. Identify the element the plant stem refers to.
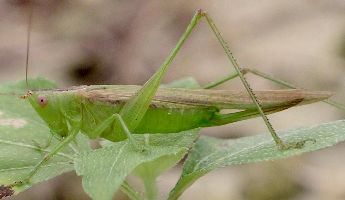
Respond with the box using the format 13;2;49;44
121;181;143;200
144;178;158;200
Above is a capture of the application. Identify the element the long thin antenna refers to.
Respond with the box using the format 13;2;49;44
25;4;33;89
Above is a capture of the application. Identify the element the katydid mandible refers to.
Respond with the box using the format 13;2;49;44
14;9;332;187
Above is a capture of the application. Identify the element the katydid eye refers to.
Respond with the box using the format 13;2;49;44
37;96;48;107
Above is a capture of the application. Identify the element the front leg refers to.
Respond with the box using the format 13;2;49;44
90;113;143;151
14;126;80;187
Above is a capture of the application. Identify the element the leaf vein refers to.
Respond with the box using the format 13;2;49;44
0;139;74;160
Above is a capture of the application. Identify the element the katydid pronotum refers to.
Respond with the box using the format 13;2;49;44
0;9;340;198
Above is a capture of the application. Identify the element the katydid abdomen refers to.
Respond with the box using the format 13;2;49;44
27;85;331;142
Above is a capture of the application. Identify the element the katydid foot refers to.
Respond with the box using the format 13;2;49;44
127;137;146;153
277;138;316;150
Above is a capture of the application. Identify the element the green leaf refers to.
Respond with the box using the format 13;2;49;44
75;129;199;200
0;78;90;195
133;147;189;200
168;120;345;200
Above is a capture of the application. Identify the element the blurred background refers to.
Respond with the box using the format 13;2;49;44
1;0;345;199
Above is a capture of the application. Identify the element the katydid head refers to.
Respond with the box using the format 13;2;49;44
26;91;68;137
27;92;52;112
27;91;51;113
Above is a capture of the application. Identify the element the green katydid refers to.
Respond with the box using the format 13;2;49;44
1;9;337;195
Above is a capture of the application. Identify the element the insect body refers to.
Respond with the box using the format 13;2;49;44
27;85;331;142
